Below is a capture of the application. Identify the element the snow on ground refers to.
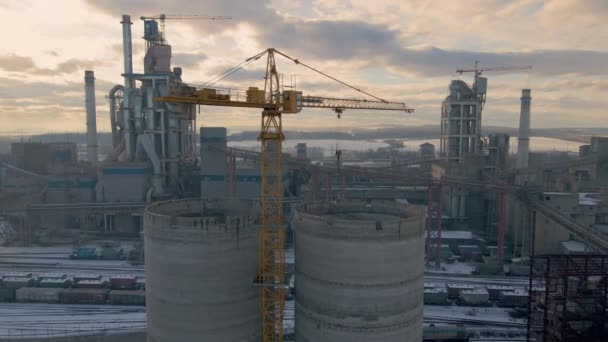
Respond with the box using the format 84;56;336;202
0;301;525;340
426;261;475;275
425;305;524;326
425;274;529;287
0;303;145;339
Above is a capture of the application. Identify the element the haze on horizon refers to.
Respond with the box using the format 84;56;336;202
1;0;607;134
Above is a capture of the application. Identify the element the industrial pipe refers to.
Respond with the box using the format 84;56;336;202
121;15;135;160
85;70;98;165
516;89;532;169
135;134;163;197
108;84;124;148
121;15;134;89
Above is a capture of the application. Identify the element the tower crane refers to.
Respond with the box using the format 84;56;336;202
139;14;231;45
456;60;532;77
155;47;413;342
454;61;532;107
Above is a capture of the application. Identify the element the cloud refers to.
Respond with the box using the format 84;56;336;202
0;53;102;76
197;65;266;85
538;0;608;26
0;76;118;133
52;58;99;74
0;54;37;72
172;52;208;68
390;46;608;77
0;0;595;133
111;42;143;57
84;0;608;78
259;19;403;60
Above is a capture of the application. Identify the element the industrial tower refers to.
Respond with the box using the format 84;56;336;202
440;62;532;163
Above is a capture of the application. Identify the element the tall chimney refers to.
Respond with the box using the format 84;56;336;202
516;89;532;169
85;70;98;165
121;15;134;89
121;15;134;160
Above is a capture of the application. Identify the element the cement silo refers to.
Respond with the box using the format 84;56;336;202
144;198;260;342
295;201;425;341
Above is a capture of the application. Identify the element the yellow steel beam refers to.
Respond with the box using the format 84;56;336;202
259;109;285;342
154;96;276;109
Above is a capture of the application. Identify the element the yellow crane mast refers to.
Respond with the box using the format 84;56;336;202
155;48;413;342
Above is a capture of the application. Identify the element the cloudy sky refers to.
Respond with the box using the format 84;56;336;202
1;0;607;134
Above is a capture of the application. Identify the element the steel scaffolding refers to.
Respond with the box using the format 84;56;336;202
527;254;608;342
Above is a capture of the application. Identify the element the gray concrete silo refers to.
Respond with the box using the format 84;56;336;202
144;198;260;342
295;201;425;342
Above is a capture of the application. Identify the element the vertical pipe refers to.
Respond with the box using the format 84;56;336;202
434;183;443;268
108;85;125;149
517;89;532;169
121;15;134;89
84;70;98;165
497;191;507;267
0;167;6;189
121;15;134;160
459;104;464;162
311;167;319;202
526;210;536;342
425;183;443;268
326;174;332;202
109;92;118;148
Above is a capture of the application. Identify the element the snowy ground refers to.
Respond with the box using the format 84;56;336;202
0;303;145;339
426;261;476;275
425;306;527;340
425;274;529;287
0;245;529;340
425;305;524;327
0;302;524;340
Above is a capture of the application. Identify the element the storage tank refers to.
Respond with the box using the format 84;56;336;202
144;198;260;342
295;201;425;341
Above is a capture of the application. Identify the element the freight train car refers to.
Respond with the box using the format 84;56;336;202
109;290;145;305
60;288;109;304
16;287;63;303
0;287;16;302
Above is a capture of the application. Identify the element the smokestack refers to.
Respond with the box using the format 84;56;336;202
121;15;134;88
121;15;134;160
85;70;98;165
516;89;531;169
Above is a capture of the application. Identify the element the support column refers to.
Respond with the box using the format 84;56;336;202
497;191;508;267
257;110;285;342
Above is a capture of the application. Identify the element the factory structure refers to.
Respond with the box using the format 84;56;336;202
0;12;606;342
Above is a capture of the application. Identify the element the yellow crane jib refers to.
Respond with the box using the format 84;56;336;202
155;89;412;115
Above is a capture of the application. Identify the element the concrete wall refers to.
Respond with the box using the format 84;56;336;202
144;198;260;342
45;177;96;204
200;127;227;198
101;165;150;202
235;168;262;199
295;201;425;342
